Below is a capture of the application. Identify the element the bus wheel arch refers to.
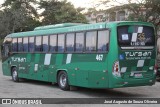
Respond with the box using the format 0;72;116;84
57;70;70;90
11;66;16;76
11;66;19;82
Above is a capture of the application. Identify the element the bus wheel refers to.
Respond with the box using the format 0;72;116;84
11;67;19;82
58;71;70;90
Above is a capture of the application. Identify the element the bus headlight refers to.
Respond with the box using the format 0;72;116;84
154;70;157;74
154;64;158;74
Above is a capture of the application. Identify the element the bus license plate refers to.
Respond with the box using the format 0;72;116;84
134;73;143;78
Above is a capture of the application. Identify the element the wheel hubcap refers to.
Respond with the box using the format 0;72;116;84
12;70;17;80
60;74;66;87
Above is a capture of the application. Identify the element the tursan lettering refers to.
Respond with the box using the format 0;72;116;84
11;57;27;62
125;52;152;57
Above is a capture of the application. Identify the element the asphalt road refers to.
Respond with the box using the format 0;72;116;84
0;61;160;107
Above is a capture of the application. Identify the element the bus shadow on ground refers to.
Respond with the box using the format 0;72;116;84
7;78;55;88
75;87;147;98
7;78;148;98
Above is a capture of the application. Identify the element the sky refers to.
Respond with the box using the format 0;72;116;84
67;0;128;9
68;0;96;8
0;0;130;10
0;0;4;5
0;0;96;7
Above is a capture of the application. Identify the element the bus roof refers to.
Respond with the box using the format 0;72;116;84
34;23;84;31
6;21;154;38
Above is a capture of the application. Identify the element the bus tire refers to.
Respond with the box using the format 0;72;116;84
58;71;70;91
11;67;19;82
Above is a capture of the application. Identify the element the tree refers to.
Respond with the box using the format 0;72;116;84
0;0;41;38
109;0;160;29
39;0;88;25
87;8;97;15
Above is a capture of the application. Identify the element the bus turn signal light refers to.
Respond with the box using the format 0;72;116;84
112;61;121;77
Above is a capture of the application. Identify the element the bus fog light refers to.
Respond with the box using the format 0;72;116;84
154;70;157;74
154;65;158;74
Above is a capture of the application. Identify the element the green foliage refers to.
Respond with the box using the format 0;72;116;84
87;8;97;15
0;0;88;39
0;0;40;38
39;0;88;25
125;0;160;29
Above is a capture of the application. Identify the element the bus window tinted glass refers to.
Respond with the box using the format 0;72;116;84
35;36;42;52
18;38;23;52
98;30;109;52
23;37;28;52
58;34;65;52
66;33;74;52
86;31;97;52
12;38;17;52
29;37;34;52
42;36;49;52
75;32;84;52
118;26;155;47
50;35;57;52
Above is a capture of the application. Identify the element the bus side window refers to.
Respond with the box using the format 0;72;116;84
86;31;97;52
75;32;84;52
18;38;23;52
50;35;57;52
12;38;17;52
66;33;74;52
23;37;28;52
42;36;49;52
98;30;109;52
29;37;35;52
58;34;65;52
35;36;42;52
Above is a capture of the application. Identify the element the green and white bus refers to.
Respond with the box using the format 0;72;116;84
1;21;157;90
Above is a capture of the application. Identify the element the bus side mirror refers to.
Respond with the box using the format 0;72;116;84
0;45;4;59
1;45;3;53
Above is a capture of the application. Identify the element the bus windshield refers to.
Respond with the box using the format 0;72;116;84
117;25;155;49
